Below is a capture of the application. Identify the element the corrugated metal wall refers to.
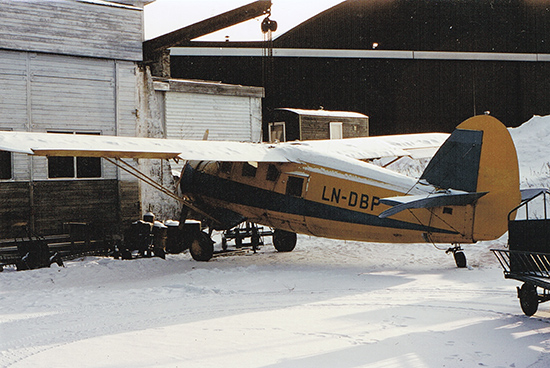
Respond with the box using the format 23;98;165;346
165;92;262;142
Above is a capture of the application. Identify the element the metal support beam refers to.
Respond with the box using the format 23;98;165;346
144;0;271;56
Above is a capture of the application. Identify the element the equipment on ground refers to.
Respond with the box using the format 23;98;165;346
492;189;550;316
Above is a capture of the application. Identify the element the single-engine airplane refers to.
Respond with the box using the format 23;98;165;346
0;115;521;266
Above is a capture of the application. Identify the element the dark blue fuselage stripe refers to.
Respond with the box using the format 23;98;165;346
187;169;457;234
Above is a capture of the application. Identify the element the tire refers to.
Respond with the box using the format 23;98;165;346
189;231;214;262
453;251;467;268
519;283;538;316
273;229;297;252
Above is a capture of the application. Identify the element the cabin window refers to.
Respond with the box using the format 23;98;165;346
241;162;257;177
220;161;233;174
266;164;280;182
0;150;12;180
47;131;101;179
329;122;343;139
286;176;304;197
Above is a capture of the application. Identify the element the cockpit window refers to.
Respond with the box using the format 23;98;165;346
220;161;233;174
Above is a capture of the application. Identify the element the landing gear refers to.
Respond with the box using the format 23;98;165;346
518;283;539;316
446;245;467;268
272;229;297;252
189;231;214;262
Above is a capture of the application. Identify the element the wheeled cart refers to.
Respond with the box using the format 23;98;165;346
492;189;550;316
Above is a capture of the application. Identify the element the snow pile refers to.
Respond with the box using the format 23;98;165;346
509;115;550;189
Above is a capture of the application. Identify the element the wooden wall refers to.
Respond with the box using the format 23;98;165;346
0;179;141;239
0;182;30;238
299;116;368;140
0;0;143;61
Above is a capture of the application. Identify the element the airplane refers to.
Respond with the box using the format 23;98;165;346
0;115;521;267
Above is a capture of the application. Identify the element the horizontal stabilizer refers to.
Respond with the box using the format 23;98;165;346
379;190;488;218
520;188;549;202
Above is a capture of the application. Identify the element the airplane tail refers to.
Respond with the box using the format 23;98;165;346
418;115;520;241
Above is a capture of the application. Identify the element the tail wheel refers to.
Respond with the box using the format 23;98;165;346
519;283;538;316
453;251;467;268
273;229;297;252
189;231;214;262
446;245;467;268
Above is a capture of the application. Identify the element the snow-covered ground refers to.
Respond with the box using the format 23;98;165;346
2;116;550;367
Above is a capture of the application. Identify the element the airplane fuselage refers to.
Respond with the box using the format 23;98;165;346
181;155;476;244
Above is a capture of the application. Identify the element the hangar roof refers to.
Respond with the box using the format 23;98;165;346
272;0;550;54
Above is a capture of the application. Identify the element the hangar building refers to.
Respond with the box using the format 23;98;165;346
168;0;550;135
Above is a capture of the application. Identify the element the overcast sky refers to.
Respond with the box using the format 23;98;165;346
143;0;344;41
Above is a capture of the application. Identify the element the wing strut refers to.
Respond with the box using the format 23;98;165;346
104;158;219;224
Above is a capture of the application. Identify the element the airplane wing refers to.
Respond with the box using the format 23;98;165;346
0;131;448;163
0;131;289;162
291;133;449;160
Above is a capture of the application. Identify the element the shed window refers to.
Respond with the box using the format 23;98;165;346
286;176;304;197
48;156;75;178
269;122;286;142
0;150;12;180
47;131;101;179
77;156;102;178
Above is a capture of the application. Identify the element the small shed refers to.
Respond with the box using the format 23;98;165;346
268;108;369;142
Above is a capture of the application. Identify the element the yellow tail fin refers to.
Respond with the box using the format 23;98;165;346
458;115;520;240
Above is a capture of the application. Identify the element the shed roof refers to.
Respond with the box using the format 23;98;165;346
277;108;368;119
153;78;264;98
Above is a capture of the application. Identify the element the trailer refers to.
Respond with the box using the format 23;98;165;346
492;189;550;316
221;222;274;253
0;222;112;271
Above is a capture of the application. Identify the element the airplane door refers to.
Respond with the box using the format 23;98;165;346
266;172;311;234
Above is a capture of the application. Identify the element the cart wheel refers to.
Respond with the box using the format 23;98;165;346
453;251;467;268
189;232;214;262
519;283;538;316
221;236;228;251
235;235;242;248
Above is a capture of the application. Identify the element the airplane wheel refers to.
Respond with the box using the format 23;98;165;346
273;229;297;252
189;231;214;262
453;251;467;268
519;283;538;316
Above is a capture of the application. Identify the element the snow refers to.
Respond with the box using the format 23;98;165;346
509;115;550;190
2;116;550;367
277;107;369;118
